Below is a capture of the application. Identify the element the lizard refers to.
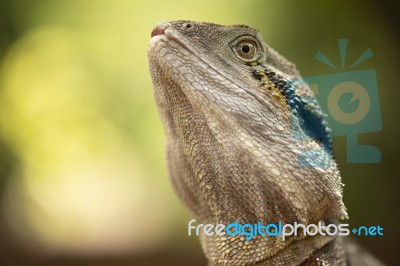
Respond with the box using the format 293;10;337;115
148;20;383;265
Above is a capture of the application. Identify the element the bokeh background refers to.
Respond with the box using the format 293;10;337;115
0;0;399;265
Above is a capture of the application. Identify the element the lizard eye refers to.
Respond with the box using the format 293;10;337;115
236;40;256;59
231;36;262;63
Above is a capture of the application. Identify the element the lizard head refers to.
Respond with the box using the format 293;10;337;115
149;20;348;264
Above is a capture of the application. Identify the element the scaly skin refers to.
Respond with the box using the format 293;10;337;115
148;21;381;265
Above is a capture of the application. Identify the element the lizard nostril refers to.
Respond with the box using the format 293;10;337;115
182;23;193;29
151;24;166;37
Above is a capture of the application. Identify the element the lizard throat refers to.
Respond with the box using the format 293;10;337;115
250;66;333;154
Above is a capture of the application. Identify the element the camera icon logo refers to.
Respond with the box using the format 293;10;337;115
301;39;382;164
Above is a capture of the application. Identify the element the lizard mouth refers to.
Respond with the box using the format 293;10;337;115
149;23;194;55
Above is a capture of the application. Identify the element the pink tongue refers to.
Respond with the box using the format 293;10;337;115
151;25;166;37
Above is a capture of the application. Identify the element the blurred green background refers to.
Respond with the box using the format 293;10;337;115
0;0;398;265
